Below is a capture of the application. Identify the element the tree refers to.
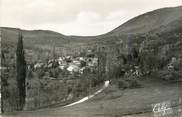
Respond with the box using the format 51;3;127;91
52;43;57;59
97;46;107;83
1;51;7;113
16;30;26;110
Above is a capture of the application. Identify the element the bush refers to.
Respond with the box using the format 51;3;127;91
48;68;60;78
127;79;140;88
117;79;140;89
117;79;129;89
158;69;182;81
117;71;140;89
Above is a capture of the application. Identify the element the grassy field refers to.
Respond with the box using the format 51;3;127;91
3;77;182;117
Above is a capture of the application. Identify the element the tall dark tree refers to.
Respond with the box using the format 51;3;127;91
97;46;107;83
1;51;7;113
16;30;26;110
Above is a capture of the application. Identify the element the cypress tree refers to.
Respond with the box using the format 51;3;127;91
16;30;26;110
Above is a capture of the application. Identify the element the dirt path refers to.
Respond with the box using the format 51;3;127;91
64;80;110;107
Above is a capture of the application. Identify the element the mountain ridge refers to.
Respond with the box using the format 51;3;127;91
1;5;182;54
1;5;182;38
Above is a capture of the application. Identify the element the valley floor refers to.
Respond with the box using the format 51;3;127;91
3;78;182;117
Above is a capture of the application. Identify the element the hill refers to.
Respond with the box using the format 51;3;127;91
1;6;182;50
107;6;182;36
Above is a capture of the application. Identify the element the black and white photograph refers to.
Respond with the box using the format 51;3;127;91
0;0;182;117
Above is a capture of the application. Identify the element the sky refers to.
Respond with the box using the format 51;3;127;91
1;0;182;36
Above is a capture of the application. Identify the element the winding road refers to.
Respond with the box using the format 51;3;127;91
64;80;110;107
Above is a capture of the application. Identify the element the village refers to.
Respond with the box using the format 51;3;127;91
31;51;99;77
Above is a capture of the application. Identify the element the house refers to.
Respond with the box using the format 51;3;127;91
73;60;81;66
93;58;98;65
88;62;94;67
79;67;86;74
34;63;44;69
87;58;98;67
67;65;79;74
58;57;64;65
79;57;85;61
59;65;65;70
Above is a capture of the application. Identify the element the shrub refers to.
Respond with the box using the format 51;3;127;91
117;71;140;89
158;69;182;81
48;68;60;78
117;79;129;89
117;78;140;89
127;79;140;88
